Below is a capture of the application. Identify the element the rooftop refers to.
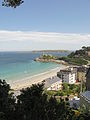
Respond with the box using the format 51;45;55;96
44;76;62;88
60;67;76;74
81;91;90;101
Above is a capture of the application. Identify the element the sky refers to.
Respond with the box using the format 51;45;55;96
0;0;90;51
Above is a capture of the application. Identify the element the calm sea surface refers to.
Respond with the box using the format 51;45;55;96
0;52;70;83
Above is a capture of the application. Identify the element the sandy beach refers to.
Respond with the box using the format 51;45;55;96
10;66;68;90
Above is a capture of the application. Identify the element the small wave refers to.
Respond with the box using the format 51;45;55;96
9;65;66;84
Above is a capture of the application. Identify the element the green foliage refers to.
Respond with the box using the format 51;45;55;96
0;79;16;120
0;79;90;120
16;83;48;120
55;91;64;96
62;83;81;96
16;83;77;120
82;82;86;92
63;83;69;91
68;52;75;58
40;54;56;60
59;56;88;65
58;46;90;65
76;113;90;120
68;46;90;58
46;83;81;97
2;0;24;8
0;112;6;120
45;90;57;96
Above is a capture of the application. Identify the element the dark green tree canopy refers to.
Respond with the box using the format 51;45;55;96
2;0;24;8
0;79;90;120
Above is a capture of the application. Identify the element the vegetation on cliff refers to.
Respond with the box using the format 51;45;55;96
40;54;56;60
58;56;88;65
58;46;90;65
34;54;67;65
68;46;90;60
35;46;90;65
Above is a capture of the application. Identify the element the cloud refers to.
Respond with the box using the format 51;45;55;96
0;30;90;51
0;30;90;44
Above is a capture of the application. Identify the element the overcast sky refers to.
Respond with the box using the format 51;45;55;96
0;0;90;51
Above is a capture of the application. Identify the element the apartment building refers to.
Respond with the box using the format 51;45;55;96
57;67;76;84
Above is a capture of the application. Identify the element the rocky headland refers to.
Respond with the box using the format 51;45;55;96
34;57;68;65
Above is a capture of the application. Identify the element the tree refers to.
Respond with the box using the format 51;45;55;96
16;83;77;120
2;0;24;8
16;83;48;120
82;46;86;51
0;79;16;120
47;97;57;120
0;79;90;120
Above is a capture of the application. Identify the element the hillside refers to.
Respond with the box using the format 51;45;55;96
68;46;90;60
58;46;90;65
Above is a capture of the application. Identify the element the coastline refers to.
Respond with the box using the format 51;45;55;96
10;65;68;90
34;58;68;65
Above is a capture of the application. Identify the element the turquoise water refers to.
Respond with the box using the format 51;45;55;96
0;52;69;83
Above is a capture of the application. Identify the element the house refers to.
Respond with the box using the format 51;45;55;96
69;66;78;81
57;67;76;84
45;76;62;91
45;76;63;91
47;80;62;91
80;67;90;111
45;76;61;87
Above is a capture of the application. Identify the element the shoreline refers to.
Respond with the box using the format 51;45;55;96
34;58;68;65
10;65;68;90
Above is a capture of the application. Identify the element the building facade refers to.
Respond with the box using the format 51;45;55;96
57;67;76;84
47;80;62;91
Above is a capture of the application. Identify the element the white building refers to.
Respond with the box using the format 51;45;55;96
47;80;62;91
57;68;76;84
46;76;62;91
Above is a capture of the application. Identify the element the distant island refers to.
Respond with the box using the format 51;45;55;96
32;50;69;53
34;54;68;65
34;46;90;66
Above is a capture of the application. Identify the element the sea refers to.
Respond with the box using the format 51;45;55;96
0;51;70;83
